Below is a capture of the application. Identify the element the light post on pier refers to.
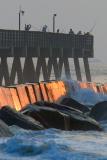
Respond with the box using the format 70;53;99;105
19;7;25;31
53;14;57;33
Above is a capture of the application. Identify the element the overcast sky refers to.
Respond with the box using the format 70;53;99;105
0;0;106;62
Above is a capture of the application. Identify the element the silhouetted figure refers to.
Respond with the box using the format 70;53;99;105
69;28;74;34
85;32;91;35
25;24;31;31
57;29;60;33
42;25;48;32
77;31;82;35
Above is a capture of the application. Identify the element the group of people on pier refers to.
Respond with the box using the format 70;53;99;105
41;25;91;35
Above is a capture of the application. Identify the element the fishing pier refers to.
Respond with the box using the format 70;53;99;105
0;29;93;85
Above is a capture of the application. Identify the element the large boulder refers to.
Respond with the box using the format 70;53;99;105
22;103;102;131
0;119;13;137
0;106;44;130
22;105;70;130
60;97;90;113
35;101;83;114
90;101;107;121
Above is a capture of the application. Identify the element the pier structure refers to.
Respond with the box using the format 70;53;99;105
0;29;93;85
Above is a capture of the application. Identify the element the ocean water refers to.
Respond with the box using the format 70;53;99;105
0;58;107;160
0;125;107;160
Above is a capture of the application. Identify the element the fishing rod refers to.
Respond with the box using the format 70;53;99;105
89;21;97;33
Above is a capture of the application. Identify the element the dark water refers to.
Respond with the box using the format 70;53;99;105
0;125;107;160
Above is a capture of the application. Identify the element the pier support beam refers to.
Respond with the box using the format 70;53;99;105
10;57;24;84
0;48;93;85
74;58;82;81
83;57;91;82
63;57;71;79
23;57;36;83
0;57;10;85
58;58;71;80
47;58;60;80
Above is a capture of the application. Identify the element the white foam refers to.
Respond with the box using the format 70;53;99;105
65;80;107;106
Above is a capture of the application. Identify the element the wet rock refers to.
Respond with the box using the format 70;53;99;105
35;101;83;114
22;105;69;130
60;97;90;113
22;103;102;131
90;101;107;121
0;106;44;130
0;119;13;137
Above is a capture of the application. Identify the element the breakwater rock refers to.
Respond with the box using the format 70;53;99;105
0;101;103;132
0;106;44;130
0;81;107;133
22;102;102;131
60;97;90;113
0;119;13;137
90;101;107;121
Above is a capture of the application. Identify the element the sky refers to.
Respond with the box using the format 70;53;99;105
0;0;107;63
